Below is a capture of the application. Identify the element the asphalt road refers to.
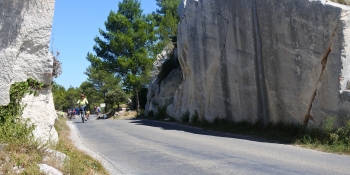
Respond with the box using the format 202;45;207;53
71;114;350;175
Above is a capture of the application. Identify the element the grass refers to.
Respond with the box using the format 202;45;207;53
0;141;45;174
193;118;350;155
331;0;350;5
0;79;47;174
0;115;109;174
53;116;109;174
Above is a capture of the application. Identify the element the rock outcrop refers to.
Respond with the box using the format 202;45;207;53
146;0;350;127
145;46;182;115
0;0;57;143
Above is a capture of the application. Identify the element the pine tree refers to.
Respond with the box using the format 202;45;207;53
91;0;156;114
152;0;181;55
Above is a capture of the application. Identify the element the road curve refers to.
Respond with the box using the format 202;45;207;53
70;114;350;175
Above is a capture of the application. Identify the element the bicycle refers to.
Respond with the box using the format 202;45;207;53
68;110;76;120
78;106;86;123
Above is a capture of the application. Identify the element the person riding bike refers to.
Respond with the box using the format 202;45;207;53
77;94;88;121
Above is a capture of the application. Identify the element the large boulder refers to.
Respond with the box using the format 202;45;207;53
0;0;57;143
148;0;350;127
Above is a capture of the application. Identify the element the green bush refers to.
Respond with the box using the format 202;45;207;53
169;117;177;122
181;110;190;123
154;106;168;120
323;117;350;145
191;110;199;123
0;79;45;144
148;110;154;117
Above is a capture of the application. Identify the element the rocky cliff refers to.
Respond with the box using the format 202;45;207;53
0;0;57;143
146;0;350;127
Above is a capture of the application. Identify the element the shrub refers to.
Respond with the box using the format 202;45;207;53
148;110;154;117
0;79;45;144
191;110;199;123
154;106;168;120
0;79;47;174
331;0;350;5
181;110;190;123
169;117;177;122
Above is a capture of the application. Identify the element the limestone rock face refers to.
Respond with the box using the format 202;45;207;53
145;46;182;115
21;88;58;143
146;68;182;115
148;0;350;126
0;0;57;143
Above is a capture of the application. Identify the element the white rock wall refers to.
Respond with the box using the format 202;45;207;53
145;46;182;115
0;0;57;143
158;0;350;126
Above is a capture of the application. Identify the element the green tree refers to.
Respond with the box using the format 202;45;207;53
105;87;127;110
52;81;67;111
79;81;102;111
85;66;122;112
155;0;180;17
65;86;80;109
91;0;156;114
152;0;180;54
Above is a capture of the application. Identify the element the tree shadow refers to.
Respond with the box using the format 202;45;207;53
129;119;287;144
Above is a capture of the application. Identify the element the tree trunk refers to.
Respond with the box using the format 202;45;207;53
135;90;140;115
104;91;108;113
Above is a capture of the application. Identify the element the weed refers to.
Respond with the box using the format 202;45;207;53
181;110;190;123
188;116;350;154
154;106;168;120
191;110;199;123
148;110;154;118
331;0;350;5
0;79;47;144
54;116;108;174
169;117;177;122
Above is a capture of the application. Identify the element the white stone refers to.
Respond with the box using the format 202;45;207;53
38;164;63;175
21;88;58;143
43;148;70;167
0;0;57;143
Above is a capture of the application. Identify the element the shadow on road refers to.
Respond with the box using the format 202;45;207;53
129;119;283;144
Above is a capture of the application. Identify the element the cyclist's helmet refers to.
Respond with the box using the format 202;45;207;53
81;94;85;97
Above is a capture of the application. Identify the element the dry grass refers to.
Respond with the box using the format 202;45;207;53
0;142;45;174
114;109;138;120
330;0;350;5
0;116;110;174
53;116;109;175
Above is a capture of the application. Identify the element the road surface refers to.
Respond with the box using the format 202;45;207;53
68;114;350;175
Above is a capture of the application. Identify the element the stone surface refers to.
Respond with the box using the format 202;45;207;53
0;0;57;143
21;88;58;143
43;148;69;167
146;0;350;127
38;164;63;175
145;45;182;116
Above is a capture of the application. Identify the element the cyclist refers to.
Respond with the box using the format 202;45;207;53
95;105;101;118
77;94;88;121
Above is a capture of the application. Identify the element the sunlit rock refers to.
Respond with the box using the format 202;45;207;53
0;0;57;143
147;0;350;127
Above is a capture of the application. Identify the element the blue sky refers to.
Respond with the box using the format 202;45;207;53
51;0;158;90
